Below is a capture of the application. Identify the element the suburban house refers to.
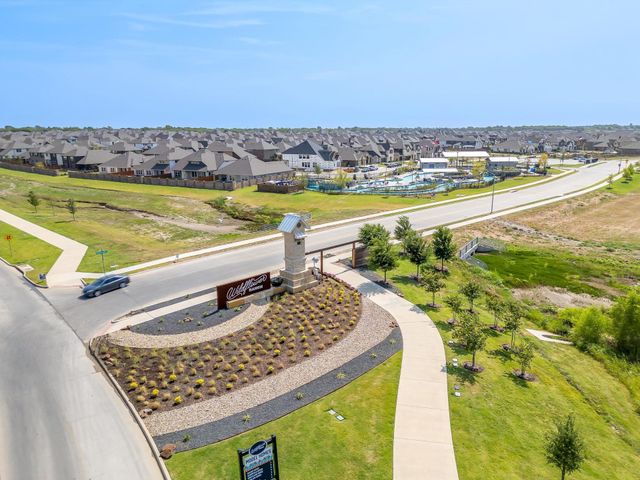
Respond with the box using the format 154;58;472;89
214;157;293;182
336;147;370;168
75;150;118;171
282;140;340;171
487;156;520;173
171;150;231;180
99;152;146;174
245;140;279;161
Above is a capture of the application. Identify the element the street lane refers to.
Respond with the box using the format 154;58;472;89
45;161;620;340
0;265;163;480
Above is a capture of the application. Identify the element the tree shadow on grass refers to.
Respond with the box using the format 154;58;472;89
488;347;513;364
449;364;478;386
503;370;531;389
434;319;454;333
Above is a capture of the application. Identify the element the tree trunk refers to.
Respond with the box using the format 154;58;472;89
511;331;516;348
561;467;565;480
384;270;387;283
441;257;444;271
472;351;476;368
416;264;420;280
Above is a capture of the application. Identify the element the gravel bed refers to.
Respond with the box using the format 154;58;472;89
144;297;397;436
108;302;268;349
130;297;246;336
154;328;403;452
128;287;216;316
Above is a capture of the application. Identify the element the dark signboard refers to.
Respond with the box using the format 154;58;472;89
217;272;271;309
238;435;280;480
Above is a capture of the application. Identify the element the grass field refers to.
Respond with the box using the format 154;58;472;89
166;352;401;480
0;221;60;284
0;168;555;272
382;255;640;480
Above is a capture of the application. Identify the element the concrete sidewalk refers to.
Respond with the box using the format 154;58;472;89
0;208;87;287
325;261;459;480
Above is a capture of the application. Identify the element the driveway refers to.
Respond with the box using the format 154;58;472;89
0;265;163;480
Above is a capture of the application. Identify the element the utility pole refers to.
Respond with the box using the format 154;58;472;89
490;176;496;214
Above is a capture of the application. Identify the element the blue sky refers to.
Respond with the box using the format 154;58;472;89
1;0;638;128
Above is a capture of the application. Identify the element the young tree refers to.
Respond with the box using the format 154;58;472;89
485;292;505;329
607;173;614;188
515;339;535;378
368;238;398;283
460;281;482;311
405;232;430;279
358;223;390;247
454;311;487;370
623;164;634;182
545;415;586;480
503;301;524;348
313;163;322;175
333;169;349;190
27;190;40;213
538;152;549;171
610;290;640;361
394;215;413;246
421;271;445;308
471;161;486;179
443;293;464;324
432;226;456;272
66;198;77;221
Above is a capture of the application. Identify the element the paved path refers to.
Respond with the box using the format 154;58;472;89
0;264;164;480
527;329;573;345
325;261;459;480
0;208;87;287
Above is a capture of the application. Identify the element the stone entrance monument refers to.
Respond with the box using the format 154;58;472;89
278;213;319;293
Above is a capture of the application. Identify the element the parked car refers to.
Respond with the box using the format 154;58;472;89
82;274;130;297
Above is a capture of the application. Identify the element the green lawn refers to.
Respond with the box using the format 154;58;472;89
0;168;557;272
166;352;401;480
0;221;61;284
479;246;640;297
381;255;640;480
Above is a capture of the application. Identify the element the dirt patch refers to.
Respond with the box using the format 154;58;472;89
513;286;613;309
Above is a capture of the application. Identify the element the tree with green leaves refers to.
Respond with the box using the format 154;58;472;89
503;301;525;348
545;415;586;480
460;280;482;311
313;163;322;175
443;293;464;324
471;161;486;179
394;216;413;247
571;307;608;349
421;270;445;308
432;226;456;272
358;223;390;248
454;310;487;370
515;339;535;379
610;289;640;361
333;169;349;190
66;198;77;221
485;292;505;329
368;238;397;283
405;231;430;280
607;173;614;188
623;164;634;182
27;190;40;213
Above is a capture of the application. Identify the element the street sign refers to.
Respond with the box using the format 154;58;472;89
96;249;109;255
238;435;280;480
4;234;13;242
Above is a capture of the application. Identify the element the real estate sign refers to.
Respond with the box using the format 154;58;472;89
217;272;271;309
238;436;280;480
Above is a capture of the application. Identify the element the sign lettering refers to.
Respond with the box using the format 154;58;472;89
217;273;271;309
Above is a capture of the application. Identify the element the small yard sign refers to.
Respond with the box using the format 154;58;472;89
217;272;271;309
238;435;280;480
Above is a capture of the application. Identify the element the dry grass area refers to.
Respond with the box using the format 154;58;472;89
96;277;361;414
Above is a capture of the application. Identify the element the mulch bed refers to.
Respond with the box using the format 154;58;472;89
131;301;249;336
463;362;484;373
95;277;362;415
513;370;537;382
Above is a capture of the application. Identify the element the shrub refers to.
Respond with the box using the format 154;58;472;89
135;395;145;403
185;387;195;397
150;389;159;398
267;365;275;374
173;396;183;405
226;383;234;390
150;401;161;410
128;381;138;391
571;307;609;349
229;374;239;382
194;392;203;400
168;374;177;382
304;349;311;357
207;386;217;395
172;385;181;393
162;393;171;402
195;378;205;387
295;392;305;400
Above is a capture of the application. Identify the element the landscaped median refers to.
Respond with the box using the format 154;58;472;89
92;275;402;454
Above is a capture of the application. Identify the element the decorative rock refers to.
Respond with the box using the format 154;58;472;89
454;392;461;397
159;443;176;459
139;408;153;418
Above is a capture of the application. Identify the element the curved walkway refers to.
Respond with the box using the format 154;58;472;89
325;261;459;480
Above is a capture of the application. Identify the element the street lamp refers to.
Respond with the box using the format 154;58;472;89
96;248;109;275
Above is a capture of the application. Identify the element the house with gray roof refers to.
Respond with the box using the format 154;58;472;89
282;140;340;171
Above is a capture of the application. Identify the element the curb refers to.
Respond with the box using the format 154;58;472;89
89;337;173;480
0;255;48;289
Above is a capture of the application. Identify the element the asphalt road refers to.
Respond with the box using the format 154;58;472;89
45;161;619;341
0;265;163;480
